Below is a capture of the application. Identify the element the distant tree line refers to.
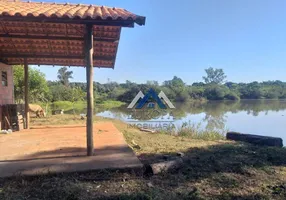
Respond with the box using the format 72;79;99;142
13;66;286;103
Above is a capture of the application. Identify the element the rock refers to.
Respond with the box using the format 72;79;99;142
188;187;198;195
177;152;185;157
147;182;154;188
145;158;184;175
0;130;8;134
163;155;171;160
131;140;141;149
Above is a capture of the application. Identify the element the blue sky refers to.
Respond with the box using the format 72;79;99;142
35;0;286;84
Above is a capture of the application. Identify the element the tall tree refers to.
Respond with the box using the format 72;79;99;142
203;67;227;85
57;67;73;86
13;65;50;103
146;80;159;86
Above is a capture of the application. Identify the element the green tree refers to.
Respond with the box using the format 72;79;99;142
49;84;71;101
176;90;190;102
70;87;85;116
163;76;186;97
203;67;227;85
57;67;73;86
204;85;227;100
239;82;263;99
224;91;240;100
146;80;159;86
13;65;50;103
163;76;185;88
189;86;205;99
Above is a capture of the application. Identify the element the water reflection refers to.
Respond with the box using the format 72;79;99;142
100;99;286;122
96;100;286;145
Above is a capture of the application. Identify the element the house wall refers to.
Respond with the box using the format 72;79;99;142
0;62;14;105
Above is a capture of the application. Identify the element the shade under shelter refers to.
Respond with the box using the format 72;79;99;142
0;0;145;156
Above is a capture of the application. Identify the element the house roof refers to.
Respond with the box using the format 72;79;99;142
0;1;146;25
0;1;146;68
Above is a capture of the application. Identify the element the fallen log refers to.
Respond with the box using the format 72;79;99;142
145;158;184;175
139;128;156;133
226;132;283;147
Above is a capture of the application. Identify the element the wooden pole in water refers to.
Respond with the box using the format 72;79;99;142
24;58;29;129
85;24;94;156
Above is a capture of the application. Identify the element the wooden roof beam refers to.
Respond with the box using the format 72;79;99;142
0;34;118;43
0;59;8;65
0;54;114;61
0;17;135;27
3;62;113;68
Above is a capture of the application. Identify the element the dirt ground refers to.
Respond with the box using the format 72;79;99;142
0;121;141;177
0;123;124;160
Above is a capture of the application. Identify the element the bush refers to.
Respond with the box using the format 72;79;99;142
189;86;205;99
225;91;240;100
264;89;280;99
175;90;190;102
204;85;226;100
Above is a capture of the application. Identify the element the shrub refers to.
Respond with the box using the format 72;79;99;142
204;85;226;100
225;91;240;100
175;90;190;102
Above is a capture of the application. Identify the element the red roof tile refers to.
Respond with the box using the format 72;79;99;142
0;1;145;25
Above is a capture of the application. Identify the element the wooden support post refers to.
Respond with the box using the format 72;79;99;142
85;24;94;156
24;59;29;129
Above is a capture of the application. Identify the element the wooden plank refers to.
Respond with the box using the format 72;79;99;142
85;24;94;156
0;59;8;65
5;62;113;68
24;59;29;129
0;34;119;42
0;16;137;27
0;54;114;61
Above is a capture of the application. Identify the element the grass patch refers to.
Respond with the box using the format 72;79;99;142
35;100;125;116
155;121;226;141
97;100;125;109
176;121;226;140
29;114;107;126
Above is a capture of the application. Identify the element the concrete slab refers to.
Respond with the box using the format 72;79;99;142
0;122;142;177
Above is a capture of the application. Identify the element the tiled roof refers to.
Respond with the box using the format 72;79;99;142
0;1;146;68
0;24;122;68
0;1;145;25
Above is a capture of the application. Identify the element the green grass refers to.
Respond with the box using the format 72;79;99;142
116;120;222;156
156;121;226;141
35;100;125;116
97;100;125;109
177;122;226;140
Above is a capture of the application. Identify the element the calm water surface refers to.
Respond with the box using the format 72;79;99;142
96;100;286;145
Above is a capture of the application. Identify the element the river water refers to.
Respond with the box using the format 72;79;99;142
96;100;286;145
